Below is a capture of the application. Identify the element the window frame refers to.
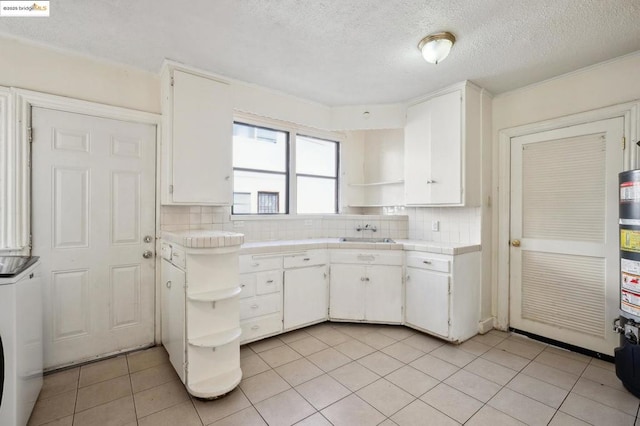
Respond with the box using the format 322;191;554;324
231;114;341;217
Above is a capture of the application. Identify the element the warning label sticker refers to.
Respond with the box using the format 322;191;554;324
622;299;640;317
622;258;640;275
622;272;640;293
621;181;640;202
621;229;640;252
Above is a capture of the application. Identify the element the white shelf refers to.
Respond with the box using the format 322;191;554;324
188;286;242;302
188;327;242;348
188;367;243;399
349;180;404;187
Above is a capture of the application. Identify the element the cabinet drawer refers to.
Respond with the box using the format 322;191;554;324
241;314;282;343
283;250;327;269
256;270;282;295
239;274;256;299
239;255;282;273
406;254;450;273
330;250;403;266
240;293;281;320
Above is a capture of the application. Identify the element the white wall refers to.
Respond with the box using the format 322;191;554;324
491;51;640;321
0;37;160;113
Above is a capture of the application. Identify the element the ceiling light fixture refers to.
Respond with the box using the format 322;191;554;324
418;32;456;64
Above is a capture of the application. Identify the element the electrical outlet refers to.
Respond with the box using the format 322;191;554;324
431;220;440;232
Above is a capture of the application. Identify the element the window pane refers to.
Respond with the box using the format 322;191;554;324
233;192;251;214
233;123;287;172
297;136;337;177
297;176;337;214
233;170;287;214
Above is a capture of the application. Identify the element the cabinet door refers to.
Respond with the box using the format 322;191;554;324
284;266;328;330
429;90;462;204
405;100;433;205
405;90;462;205
366;265;403;323
161;260;186;381
172;70;232;204
329;265;365;320
405;268;450;337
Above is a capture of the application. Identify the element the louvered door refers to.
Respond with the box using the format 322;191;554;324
509;118;623;355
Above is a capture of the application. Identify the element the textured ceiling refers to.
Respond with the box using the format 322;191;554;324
0;0;639;106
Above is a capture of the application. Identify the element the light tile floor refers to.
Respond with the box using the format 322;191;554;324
29;323;640;426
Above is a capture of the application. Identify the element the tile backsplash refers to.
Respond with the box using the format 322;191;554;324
406;207;481;244
161;206;408;242
161;206;480;244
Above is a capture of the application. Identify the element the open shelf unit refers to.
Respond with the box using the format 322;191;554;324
161;234;244;399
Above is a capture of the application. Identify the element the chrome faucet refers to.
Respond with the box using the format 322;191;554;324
364;224;377;232
356;225;364;232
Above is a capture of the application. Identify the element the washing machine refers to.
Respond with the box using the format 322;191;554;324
0;256;42;426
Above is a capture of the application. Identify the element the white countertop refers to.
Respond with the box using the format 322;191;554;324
162;230;244;248
240;238;480;255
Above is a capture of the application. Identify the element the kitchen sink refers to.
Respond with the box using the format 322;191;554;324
339;237;396;243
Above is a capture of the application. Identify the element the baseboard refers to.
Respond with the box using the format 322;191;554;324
478;317;494;334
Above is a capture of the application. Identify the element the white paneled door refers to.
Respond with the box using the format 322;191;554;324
32;107;156;369
509;118;623;355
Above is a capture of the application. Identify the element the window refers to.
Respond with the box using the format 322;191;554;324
232;121;339;215
232;122;289;215
296;135;338;214
258;192;279;213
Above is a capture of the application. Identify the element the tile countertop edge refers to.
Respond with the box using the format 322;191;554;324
162;230;245;248
238;238;480;255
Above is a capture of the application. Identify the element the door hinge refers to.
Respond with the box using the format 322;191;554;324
170;76;174;87
448;318;451;326
28;127;33;143
623;137;626;150
169;185;174;194
448;281;451;295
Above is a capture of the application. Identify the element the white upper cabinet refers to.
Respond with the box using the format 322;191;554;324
162;64;233;204
404;82;488;206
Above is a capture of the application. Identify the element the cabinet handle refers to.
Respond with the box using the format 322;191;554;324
166;281;172;289
266;280;274;284
365;277;370;282
303;258;310;261
241;284;246;288
426;179;437;184
251;304;259;309
251;325;260;330
251;262;260;267
225;176;230;180
423;260;432;264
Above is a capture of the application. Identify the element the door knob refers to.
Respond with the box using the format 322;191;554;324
143;235;153;243
511;240;521;247
143;250;154;259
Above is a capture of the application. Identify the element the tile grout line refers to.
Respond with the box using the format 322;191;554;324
125;355;140;425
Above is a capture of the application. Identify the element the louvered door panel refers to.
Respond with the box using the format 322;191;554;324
522;251;605;338
522;134;605;242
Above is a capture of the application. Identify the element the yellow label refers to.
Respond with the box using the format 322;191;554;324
621;229;640;252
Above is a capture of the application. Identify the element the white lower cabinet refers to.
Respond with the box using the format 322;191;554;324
161;258;186;382
329;250;403;323
283;265;328;330
406;268;449;337
239;255;284;344
329;264;366;320
160;235;243;399
367;265;403;323
405;251;480;342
